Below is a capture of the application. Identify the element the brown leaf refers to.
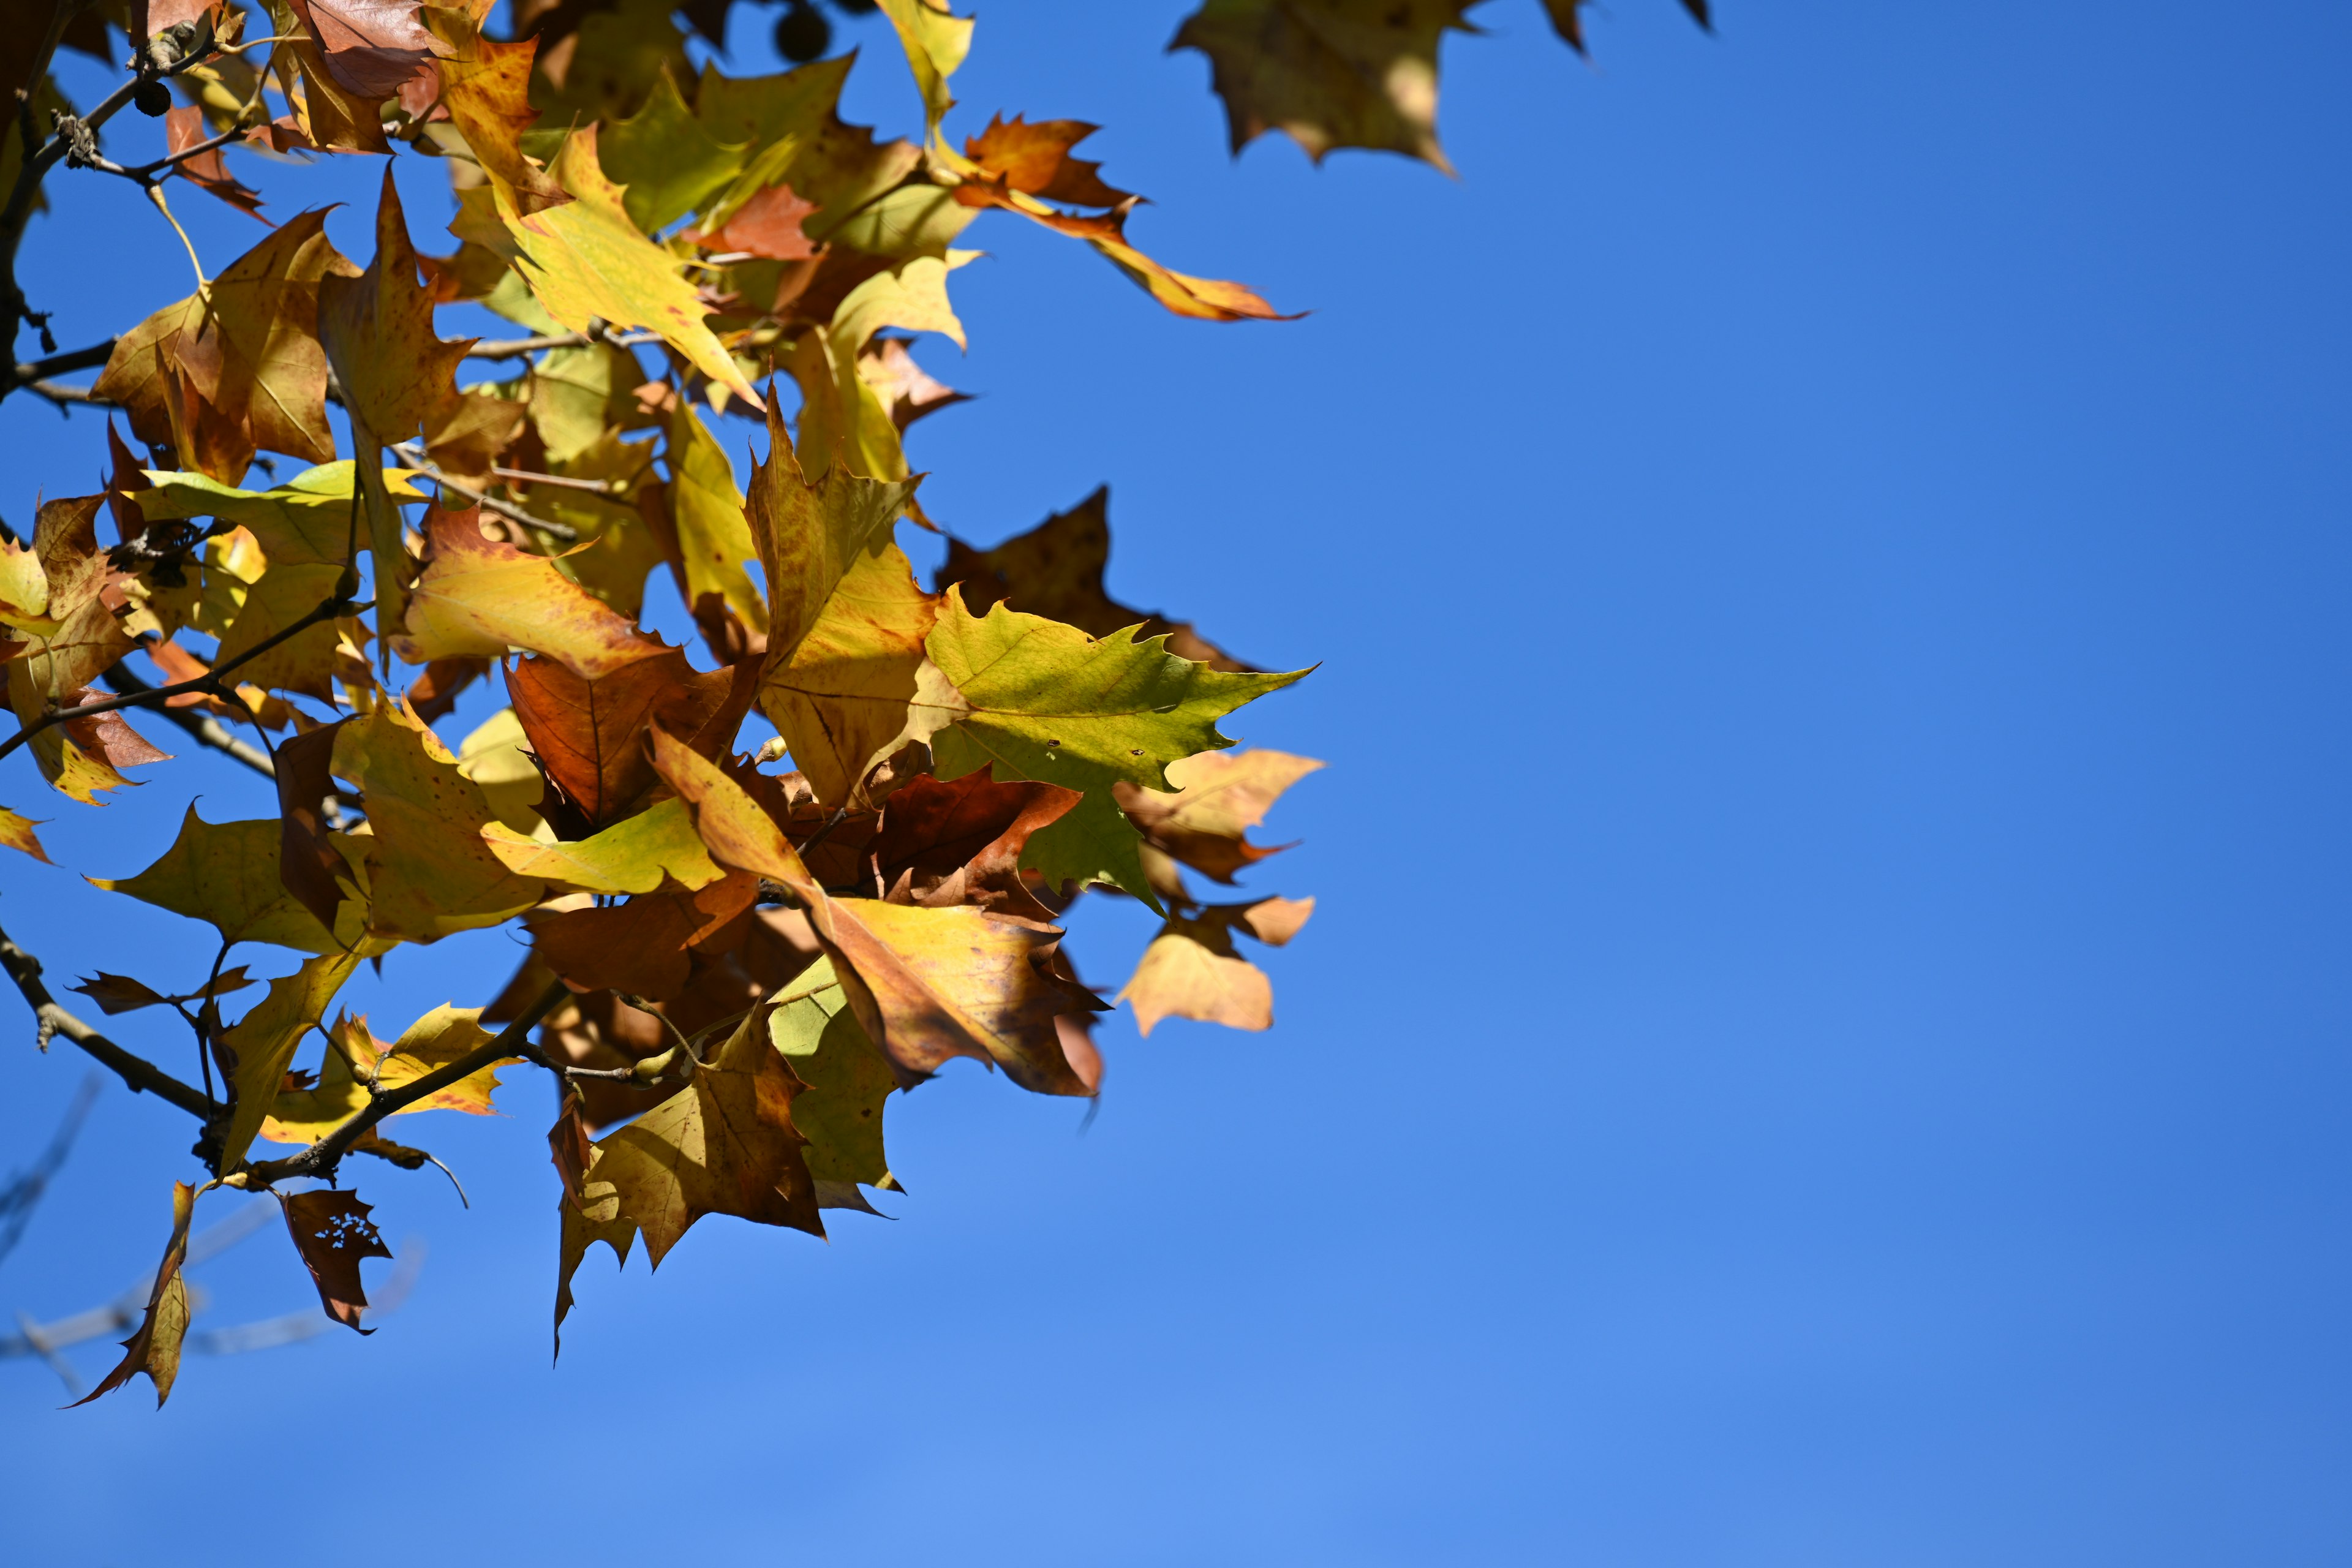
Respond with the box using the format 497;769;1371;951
1118;895;1314;1036
963;115;1133;208
684;181;820;261
526;869;759;1002
277;1188;394;1332
275;718;356;934
405;655;490;723
858;336;967;432
1113;747;1323;887
104;421;154;546
424;388;529;485
164;105;265;221
870;768;1078;921
71;965;257;1016
287;0;451;100
942;487;1256;671
507;646;723;827
320;169;471;447
72;1182;198;1408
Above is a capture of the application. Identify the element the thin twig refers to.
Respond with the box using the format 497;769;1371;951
237;981;570;1187
0;590;364;765
99;662;277;782
386;445;579;540
13;341;111;380
0;922;217;1120
464;329;659;361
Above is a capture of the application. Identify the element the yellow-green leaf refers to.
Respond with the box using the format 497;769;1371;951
215;951;365;1173
89;806;362;954
481;797;726;895
667;405;767;633
129;464;426;568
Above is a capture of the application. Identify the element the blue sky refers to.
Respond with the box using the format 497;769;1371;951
2;2;2348;1562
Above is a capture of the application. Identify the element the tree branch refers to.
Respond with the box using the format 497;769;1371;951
386;445;579;540
237;981;571;1187
0;921;218;1120
0;588;365;765
465;328;659;361
99;662;277;782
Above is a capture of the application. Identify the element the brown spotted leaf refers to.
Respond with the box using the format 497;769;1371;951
277;1187;394;1332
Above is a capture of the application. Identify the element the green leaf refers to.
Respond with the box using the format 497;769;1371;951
668;405;767;634
131;464;427;568
599;69;749;233
769;958;900;1205
481;797;728;895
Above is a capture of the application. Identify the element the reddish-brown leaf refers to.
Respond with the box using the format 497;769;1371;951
275;718;355;933
286;0;451;100
164;105;266;221
963;115;1133;209
277;1187;394;1332
870;768;1079;920
686;181;821;261
507;647;728;828
526;869;760;1002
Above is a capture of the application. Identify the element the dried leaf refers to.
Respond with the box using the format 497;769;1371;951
1119;895;1313;1035
277;1187;393;1331
396;501;665;677
214;951;366;1172
1114;747;1322;886
71;966;256;1016
72;1182;198;1408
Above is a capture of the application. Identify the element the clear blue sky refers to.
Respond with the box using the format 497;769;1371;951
2;2;2347;1562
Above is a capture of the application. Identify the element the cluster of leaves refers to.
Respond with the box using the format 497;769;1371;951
0;0;1335;1409
0;0;1712;1407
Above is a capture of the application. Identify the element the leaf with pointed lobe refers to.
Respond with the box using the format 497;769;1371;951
956;182;1295;323
277;1186;394;1332
395;501;666;678
757;541;944;807
330;700;547;941
1114;747;1322;886
1170;0;1475;171
507;646;732;829
91;805;360;953
322;170;470;448
1118;895;1313;1036
130;464;430;569
667;405;768;636
424;7;568;211
177;208;359;466
500;127;761;406
599;67;748;233
530;0;693;126
0;806;51;863
482;797;727;895
942;486;1254;671
858;336;967;431
869;767;1079;921
527;868;760;1001
72;1182;198;1408
832;251;971;353
70;967;257;1017
963;115;1134;208
454;705;549;832
745;400;922;663
209;562;365;700
780;325;910;492
684;180;820;260
768;958;900;1201
407;654;491;723
214;950;367;1173
425;388;530;484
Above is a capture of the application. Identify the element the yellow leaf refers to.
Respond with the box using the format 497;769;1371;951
666;405;767;634
88;805;364;954
481;797;726;895
331;701;546;942
215;951;365;1172
875;0;974;139
130;464;426;568
0;805;50;862
756;541;942;806
71;1182;198;1408
502;127;761;405
394;502;665;679
1118;895;1313;1035
743;401;920;662
211;562;361;700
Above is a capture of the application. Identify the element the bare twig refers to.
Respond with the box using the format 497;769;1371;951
17;377;110;409
0;1072;102;1270
464;328;660;361
238;981;570;1187
12;341;112;380
386;445;580;540
0;921;217;1120
100;662;276;782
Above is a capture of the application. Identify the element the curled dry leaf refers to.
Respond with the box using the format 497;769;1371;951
277;1187;394;1332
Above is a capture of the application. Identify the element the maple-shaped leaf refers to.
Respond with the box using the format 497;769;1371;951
760;541;944;808
89;805;358;954
650;729;1099;1095
769;958;901;1207
1171;0;1475;171
599;67;748;233
694;58;921;240
952;179;1294;322
70;967;257;1017
163;105;265;220
323;170;472;447
425;7;569;213
481;797;727;895
943;486;1253;671
781;325;913;492
274;720;363;935
92;212;356;480
4;502;141;767
132;463;431;568
501;127;761;406
211;562;367;699
72;1182;198;1408
667;405;767;636
263;1006;520;1144
277;1187;394;1332
747;401;921;662
287;0;450;99
330;701;547;942
922;595;1306;902
507;646;731;829
527;869;759;1001
963;115;1134;208
394;501;665;678
1114;747;1323;889
1118;895;1313;1035
214;951;366;1172
0;805;51;862
530;0;693;126
556;1001;823;1330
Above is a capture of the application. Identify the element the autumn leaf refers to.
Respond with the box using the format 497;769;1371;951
1114;747;1324;889
963;115;1134;208
527;869;758;1001
70;967;256;1017
89;806;356;954
277;1187;394;1332
262;1005;519;1144
72;1182;198;1408
211;562;366;699
1118;895;1314;1035
394;500;665;678
869;767;1079;921
769;958;900;1206
666;404;767;635
875;0;974;138
859;336;967;431
287;0;450;99
500;127;761;406
599;67;748;233
683;180;819;260
130;463;429;568
506;646;728;828
556;1001;823;1333
1170;0;1475;172
330;700;546;942
943;486;1254;671
0;805;51;862
425;7;569;212
760;541;943;808
481;797;727;895
164;105;265;220
214;951;366;1173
